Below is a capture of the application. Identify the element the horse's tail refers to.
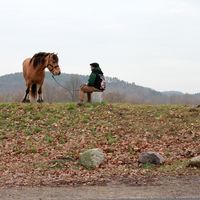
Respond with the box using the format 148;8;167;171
30;84;37;99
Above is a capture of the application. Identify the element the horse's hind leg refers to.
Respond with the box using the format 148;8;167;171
37;86;44;103
22;87;30;103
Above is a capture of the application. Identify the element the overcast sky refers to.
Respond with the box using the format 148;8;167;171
0;0;200;93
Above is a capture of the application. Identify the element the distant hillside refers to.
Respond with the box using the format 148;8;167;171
0;72;199;104
162;91;185;96
0;73;25;93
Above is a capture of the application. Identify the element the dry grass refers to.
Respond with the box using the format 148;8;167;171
0;103;200;186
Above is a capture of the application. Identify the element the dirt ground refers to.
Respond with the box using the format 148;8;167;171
0;176;200;200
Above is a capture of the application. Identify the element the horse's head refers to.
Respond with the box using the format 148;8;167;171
46;53;61;76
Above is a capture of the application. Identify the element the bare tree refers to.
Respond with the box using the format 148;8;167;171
105;91;126;103
43;83;70;103
12;90;24;102
65;74;81;102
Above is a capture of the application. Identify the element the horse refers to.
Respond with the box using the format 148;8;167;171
22;52;61;103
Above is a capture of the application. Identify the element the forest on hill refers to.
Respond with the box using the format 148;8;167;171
0;72;200;104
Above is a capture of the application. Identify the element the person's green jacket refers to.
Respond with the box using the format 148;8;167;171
88;66;103;89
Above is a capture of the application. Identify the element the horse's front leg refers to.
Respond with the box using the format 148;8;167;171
37;85;44;103
22;87;30;103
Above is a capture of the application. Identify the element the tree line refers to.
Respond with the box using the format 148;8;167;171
0;73;200;105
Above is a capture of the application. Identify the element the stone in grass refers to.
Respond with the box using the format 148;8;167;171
188;156;200;168
79;148;105;169
139;151;165;165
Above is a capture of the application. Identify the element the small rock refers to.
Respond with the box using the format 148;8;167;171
79;148;105;169
138;151;165;165
189;108;198;112
188;156;200;168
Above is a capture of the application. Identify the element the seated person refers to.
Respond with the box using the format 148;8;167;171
78;62;105;105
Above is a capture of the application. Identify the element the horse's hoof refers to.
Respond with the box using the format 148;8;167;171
22;99;30;103
37;99;44;103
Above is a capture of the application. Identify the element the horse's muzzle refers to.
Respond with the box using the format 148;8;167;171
53;70;61;76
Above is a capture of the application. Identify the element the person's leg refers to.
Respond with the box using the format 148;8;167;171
79;85;86;103
87;88;102;102
78;84;95;104
87;93;91;103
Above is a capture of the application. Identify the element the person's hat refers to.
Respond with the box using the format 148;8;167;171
90;62;99;68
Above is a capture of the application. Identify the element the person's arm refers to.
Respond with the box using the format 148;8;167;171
88;73;96;86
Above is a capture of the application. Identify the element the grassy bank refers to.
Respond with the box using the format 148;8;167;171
0;103;200;186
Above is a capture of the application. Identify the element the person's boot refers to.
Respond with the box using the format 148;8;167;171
87;93;92;103
77;100;84;106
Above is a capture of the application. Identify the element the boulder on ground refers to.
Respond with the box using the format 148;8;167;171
188;156;200;168
138;151;165;165
79;148;105;169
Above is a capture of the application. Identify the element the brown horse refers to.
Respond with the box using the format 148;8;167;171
22;52;61;103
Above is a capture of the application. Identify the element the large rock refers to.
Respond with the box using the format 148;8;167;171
139;151;165;165
188;156;200;168
79;148;105;169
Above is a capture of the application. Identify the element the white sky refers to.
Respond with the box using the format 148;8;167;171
0;0;200;93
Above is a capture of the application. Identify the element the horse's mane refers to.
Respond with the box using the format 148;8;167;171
30;52;50;68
